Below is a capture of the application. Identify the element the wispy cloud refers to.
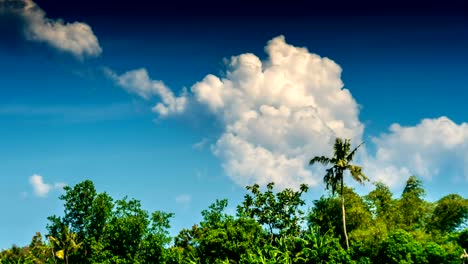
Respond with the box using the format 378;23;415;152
175;194;192;207
192;138;209;150
0;0;101;59
29;174;65;197
105;68;188;117
0;102;145;123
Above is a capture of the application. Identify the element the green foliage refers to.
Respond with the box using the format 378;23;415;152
365;182;397;224
240;228;352;264
397;176;432;231
201;199;232;227
424;242;446;264
349;221;388;261
308;187;372;247
458;228;468;249
377;229;425;264
2;137;468;264
297;227;352;264
307;195;341;235
48;225;83;264
46;180;114;263
429;194;468;233
0;245;30;264
237;182;308;241
28;232;54;263
41;181;175;264
174;199;267;263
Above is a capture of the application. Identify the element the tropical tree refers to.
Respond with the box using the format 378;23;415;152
309;138;368;249
237;182;309;242
428;194;468;234
48;226;82;264
397;176;431;231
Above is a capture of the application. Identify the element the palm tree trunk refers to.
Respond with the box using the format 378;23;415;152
341;177;349;250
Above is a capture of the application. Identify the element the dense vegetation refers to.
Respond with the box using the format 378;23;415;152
2;139;468;263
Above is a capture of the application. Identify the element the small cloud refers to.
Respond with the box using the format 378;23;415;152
28;174;66;197
175;194;191;206
106;67;188;117
192;138;209;150
1;0;102;59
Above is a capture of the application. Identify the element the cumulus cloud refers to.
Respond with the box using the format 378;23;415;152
0;0;102;58
189;35;364;188
106;68;188;117
29;174;65;197
102;35;468;190
363;117;468;188
184;37;468;189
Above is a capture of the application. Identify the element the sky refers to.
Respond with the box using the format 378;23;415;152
0;0;467;248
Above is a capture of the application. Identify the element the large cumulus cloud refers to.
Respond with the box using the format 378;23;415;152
190;36;364;188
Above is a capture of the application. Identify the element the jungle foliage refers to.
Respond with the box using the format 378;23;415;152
2;138;468;263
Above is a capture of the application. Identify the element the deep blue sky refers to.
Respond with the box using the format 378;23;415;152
0;0;467;249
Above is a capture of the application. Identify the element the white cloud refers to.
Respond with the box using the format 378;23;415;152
102;35;468;191
364;117;468;188
175;194;192;206
29;174;65;197
106;68;188;117
189;35;364;188
4;0;102;58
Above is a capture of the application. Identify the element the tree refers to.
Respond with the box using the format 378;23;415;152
308;187;372;235
48;226;82;264
429;194;468;233
398;176;431;230
28;232;54;263
377;229;425;264
365;182;397;228
237;182;309;242
201;199;232;227
307;187;374;258
174;199;266;263
139;210;175;263
105;197;150;262
309;138;368;250
46;180;114;263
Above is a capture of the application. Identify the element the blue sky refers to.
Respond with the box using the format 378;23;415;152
0;0;467;248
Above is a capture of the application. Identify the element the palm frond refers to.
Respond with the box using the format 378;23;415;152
309;156;332;165
323;167;338;195
346;141;364;162
347;165;368;184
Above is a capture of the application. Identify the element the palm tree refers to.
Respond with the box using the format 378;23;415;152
309;138;368;250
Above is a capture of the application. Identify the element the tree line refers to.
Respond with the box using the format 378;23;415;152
1;138;468;263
